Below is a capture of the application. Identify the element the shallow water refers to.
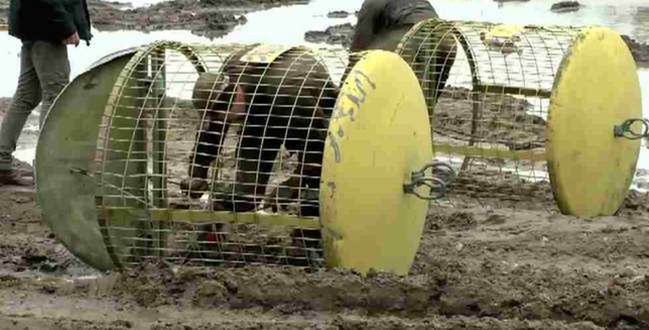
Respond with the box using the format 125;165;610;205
1;0;648;169
110;0;165;8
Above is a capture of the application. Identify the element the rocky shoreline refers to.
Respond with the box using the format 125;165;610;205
91;0;311;39
3;0;649;67
1;0;310;39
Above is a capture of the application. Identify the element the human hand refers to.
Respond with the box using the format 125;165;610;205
62;32;80;46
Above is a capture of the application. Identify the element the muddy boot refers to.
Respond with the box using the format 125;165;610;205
0;170;33;187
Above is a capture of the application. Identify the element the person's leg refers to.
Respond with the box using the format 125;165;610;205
181;115;228;199
0;42;41;177
232;121;282;213
31;41;70;128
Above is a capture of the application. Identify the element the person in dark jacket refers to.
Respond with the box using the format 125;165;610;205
351;0;438;52
0;0;92;186
350;0;456;111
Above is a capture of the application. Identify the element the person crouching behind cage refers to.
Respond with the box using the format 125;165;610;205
180;48;339;218
350;0;457;110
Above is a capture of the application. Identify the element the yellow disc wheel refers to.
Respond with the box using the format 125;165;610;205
548;27;642;217
320;50;432;275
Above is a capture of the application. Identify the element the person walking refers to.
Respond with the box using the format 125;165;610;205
0;0;92;186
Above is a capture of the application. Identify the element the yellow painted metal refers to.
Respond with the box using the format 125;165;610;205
320;50;432;276
239;44;293;63
433;143;546;162
547;27;642;217
143;209;320;229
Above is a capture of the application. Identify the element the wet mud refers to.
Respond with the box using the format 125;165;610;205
434;87;546;150
0;186;648;328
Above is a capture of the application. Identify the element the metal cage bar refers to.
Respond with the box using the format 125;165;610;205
92;42;348;269
396;20;582;209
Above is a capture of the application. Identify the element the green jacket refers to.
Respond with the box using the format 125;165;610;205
8;0;92;44
351;0;437;52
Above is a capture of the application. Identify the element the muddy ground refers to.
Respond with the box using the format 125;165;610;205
0;182;649;329
0;94;648;329
2;7;649;327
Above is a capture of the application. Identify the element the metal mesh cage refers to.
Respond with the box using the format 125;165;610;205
91;42;349;269
395;20;637;212
38;40;435;274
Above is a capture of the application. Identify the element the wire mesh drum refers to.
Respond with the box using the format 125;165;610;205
36;41;436;275
395;20;643;217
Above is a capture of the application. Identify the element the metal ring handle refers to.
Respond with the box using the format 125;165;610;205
614;118;649;140
412;177;448;200
404;161;456;200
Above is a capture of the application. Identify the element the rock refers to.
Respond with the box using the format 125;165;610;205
551;1;581;13
327;10;350;19
304;23;355;47
304;30;329;42
12;159;34;176
636;180;649;190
